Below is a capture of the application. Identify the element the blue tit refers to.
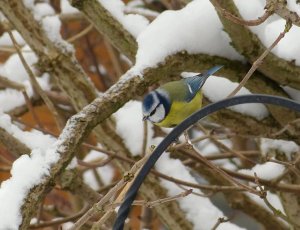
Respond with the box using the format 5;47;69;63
142;65;223;127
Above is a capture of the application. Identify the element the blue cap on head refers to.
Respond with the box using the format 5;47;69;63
142;93;155;114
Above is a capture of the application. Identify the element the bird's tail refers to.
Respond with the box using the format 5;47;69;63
200;65;223;78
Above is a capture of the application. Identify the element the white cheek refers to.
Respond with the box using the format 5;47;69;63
149;104;165;123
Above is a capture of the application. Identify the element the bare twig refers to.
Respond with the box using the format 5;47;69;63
92;190;192;229
7;29;64;130
254;173;299;228
177;183;214;197
77;157;113;169
140;207;153;230
103;37;123;80
211;216;231;230
267;158;300;178
22;91;44;129
0;166;11;172
174;146;300;193
106;189;192;210
222;168;300;193
67;24;93;43
29;205;90;229
0;154;12;165
141;120;148;156
271;118;300;137
153;170;246;192
227;20;292;97
196;124;256;165
267;0;300;27
59;12;85;21
69;155;149;230
0;75;43;128
211;0;273;26
269;154;300;184
0;75;25;91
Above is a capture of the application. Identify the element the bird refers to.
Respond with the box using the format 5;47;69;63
142;65;223;127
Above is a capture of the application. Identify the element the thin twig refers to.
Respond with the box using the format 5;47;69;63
211;217;231;230
222;168;300;193
254;173;299;228
196;124;256;164
0;75;43;128
0;154;12;165
227;20;292;97
22;91;44;129
271;118;300;137
177;183;214;197
103;37;123;80
107;189;192;210
0;166;11;172
211;0;273;26
69;155;149;230
269;154;300;184
141;120;148;156
77;157;113;169
29;205;90;229
181;146;260;195
92;190;192;229
7;29;64;130
0;75;25;91
153;170;246;192
67;24;94;43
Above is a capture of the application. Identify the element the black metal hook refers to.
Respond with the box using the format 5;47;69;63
113;94;300;230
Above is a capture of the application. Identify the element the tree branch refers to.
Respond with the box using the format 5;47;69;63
211;0;300;90
70;0;137;61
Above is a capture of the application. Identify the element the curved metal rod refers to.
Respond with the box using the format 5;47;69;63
113;94;300;230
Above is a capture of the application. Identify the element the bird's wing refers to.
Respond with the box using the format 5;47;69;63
183;65;223;102
183;76;203;102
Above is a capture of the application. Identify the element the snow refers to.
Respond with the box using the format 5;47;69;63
82;149;114;190
0;31;26;46
0;113;55;150
23;1;55;21
23;1;74;53
133;0;243;74
232;0;268;38
264;19;300;65
62;222;74;229
192;129;237;170
41;15;74;52
125;0;160;18
239;161;285;180
0;113;58;229
247;191;285;215
114;100;154;156
196;74;269;120
283;86;300;102
89;64;107;75
260;138;299;160
98;0;149;38
0;46;51;112
156;153;245;230
1;47;38;83
60;0;78;14
286;0;300;16
233;0;300;65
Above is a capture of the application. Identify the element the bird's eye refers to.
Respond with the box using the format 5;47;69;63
149;107;157;116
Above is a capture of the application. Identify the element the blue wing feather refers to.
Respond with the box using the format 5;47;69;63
183;65;223;102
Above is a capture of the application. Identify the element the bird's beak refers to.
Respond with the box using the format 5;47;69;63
142;116;148;121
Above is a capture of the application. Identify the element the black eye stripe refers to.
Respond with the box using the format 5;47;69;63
149;107;157;116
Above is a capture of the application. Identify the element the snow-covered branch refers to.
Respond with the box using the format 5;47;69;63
0;0;300;229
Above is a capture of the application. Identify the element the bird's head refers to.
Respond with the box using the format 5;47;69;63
142;90;170;124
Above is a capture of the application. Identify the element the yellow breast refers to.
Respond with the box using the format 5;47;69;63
155;92;203;127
